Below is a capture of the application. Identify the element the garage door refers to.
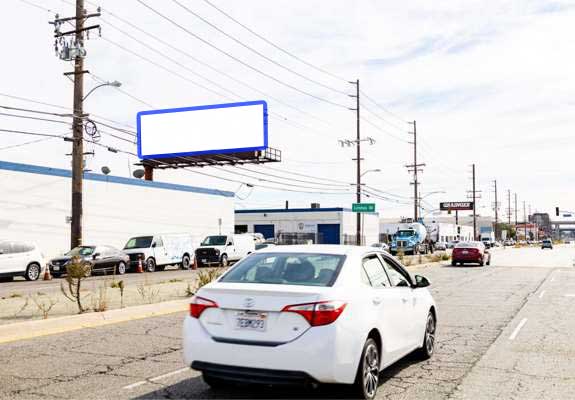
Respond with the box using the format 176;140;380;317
254;224;275;239
318;224;340;244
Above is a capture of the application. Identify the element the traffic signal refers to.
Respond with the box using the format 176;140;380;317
556;207;560;216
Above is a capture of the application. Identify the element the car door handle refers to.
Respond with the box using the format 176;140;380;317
372;297;382;305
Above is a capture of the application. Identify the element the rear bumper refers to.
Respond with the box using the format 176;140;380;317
191;361;317;386
452;256;483;263
182;316;361;384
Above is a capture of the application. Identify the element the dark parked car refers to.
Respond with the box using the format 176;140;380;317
541;239;553;249
451;241;491;266
49;245;130;277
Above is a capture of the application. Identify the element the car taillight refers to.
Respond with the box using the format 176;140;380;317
282;301;347;327
189;296;218;318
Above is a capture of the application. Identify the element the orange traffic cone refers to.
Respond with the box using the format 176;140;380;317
136;255;144;273
43;264;52;281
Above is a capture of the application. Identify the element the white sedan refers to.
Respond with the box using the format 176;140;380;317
183;245;437;399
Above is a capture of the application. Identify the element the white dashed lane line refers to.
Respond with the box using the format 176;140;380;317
509;318;528;340
123;367;190;390
538;290;546;299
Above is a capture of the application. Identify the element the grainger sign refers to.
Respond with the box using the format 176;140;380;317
439;202;474;211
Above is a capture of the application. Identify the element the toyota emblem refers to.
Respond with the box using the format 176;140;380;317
243;297;255;308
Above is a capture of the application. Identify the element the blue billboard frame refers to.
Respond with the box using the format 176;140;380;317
136;100;268;160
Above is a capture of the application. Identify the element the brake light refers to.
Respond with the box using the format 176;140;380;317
282;301;347;326
189;296;218;318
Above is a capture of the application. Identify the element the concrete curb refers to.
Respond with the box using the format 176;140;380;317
0;298;189;345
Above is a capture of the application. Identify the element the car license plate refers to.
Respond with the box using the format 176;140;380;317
461;250;468;254
53;266;60;271
202;259;207;263
235;312;267;332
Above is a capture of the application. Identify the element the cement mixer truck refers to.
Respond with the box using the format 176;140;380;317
389;222;429;255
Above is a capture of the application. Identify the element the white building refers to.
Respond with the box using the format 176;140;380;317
0;160;235;257
235;207;380;245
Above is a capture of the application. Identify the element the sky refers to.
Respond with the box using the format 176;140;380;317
1;0;574;220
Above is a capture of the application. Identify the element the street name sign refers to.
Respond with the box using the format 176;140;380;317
352;203;376;213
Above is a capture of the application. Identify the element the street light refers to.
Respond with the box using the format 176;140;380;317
82;80;122;101
360;168;381;178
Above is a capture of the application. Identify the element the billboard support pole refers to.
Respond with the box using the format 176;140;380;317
144;165;154;181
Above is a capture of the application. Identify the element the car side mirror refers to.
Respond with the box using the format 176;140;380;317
151;242;156;248
227;242;233;246
414;275;430;288
92;253;101;260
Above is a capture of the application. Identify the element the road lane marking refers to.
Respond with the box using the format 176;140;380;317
123;367;190;390
509;318;528;340
538;290;546;299
123;381;147;390
564;294;575;297
149;367;190;382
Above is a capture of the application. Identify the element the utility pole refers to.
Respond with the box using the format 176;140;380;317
353;80;361;245
493;180;499;240
514;193;518;227
523;201;527;240
406;121;425;222
466;165;481;240
507;189;511;225
52;1;101;249
472;165;477;240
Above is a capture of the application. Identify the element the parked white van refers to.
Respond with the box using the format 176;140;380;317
0;240;45;281
195;234;256;267
123;234;194;272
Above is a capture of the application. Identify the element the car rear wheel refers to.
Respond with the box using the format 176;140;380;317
25;263;41;281
451;260;456;266
220;254;229;267
417;312;436;359
145;258;156;273
181;254;191;270
353;338;379;400
116;262;126;275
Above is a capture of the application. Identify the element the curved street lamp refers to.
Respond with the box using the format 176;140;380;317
82;80;122;101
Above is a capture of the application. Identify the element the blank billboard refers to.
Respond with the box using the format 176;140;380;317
137;100;268;160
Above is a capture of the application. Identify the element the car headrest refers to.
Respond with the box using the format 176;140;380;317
284;260;315;282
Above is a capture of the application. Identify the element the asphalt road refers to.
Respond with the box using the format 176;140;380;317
1;245;574;399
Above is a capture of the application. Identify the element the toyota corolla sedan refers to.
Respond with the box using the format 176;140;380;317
183;245;437;399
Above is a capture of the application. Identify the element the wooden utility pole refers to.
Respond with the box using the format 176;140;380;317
493;179;499;240
348;79;362;245
52;1;100;249
70;0;86;250
406;121;425;221
472;164;477;240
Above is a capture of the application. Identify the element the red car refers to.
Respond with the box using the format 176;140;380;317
451;242;491;266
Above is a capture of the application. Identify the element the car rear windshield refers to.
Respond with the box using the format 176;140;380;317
201;236;227;246
124;236;153;249
219;253;346;287
66;246;95;256
455;242;482;248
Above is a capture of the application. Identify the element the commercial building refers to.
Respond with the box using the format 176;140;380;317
0;160;235;257
235;207;380;245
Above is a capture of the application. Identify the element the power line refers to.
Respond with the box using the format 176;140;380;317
360;90;410;124
0;136;55;151
135;0;351;109
170;0;349;97
200;0;347;84
0;127;69;139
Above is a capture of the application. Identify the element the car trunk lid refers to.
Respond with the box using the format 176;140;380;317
197;283;325;344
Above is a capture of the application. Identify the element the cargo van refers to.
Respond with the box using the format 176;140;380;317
195;234;256;267
123;234;194;272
